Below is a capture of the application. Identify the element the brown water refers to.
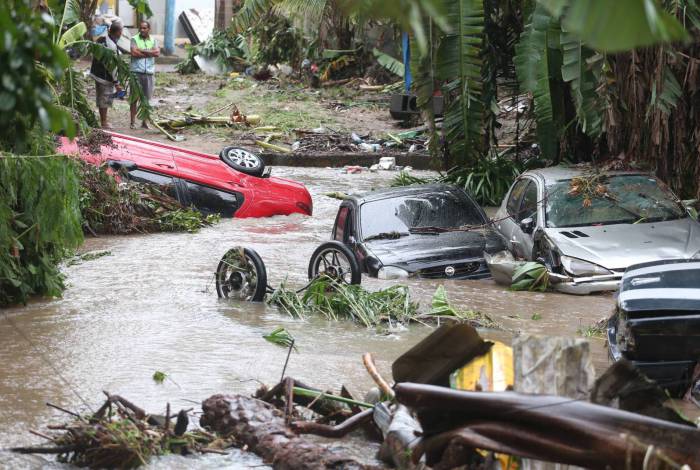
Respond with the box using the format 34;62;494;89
0;167;613;469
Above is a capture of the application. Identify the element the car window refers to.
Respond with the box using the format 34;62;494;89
546;175;686;227
184;181;240;217
125;169;178;199
517;181;538;222
360;189;485;240
506;179;530;217
334;206;349;241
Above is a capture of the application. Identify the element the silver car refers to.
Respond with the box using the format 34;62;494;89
494;166;700;294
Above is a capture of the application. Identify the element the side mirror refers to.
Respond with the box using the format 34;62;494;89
519;217;534;234
106;160;137;172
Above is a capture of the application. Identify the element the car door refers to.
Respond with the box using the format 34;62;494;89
511;179;539;259
107;136;177;175
498;178;530;253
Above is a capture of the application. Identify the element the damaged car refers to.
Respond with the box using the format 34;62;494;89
607;259;700;394
308;184;506;282
493;166;700;294
59;132;313;218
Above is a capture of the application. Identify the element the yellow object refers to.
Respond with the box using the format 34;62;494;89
450;341;513;392
451;341;516;469
246;115;261;126
229;72;240;78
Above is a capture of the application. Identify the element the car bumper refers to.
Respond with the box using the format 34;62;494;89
608;318;696;393
550;273;621;295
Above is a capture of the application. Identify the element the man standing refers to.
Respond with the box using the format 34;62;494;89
130;20;159;129
89;21;123;129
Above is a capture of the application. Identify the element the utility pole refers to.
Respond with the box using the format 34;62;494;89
164;0;175;55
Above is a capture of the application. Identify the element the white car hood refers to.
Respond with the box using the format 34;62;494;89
543;218;700;271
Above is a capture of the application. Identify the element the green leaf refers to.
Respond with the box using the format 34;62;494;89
515;5;564;160
531;312;542;320
58;22;87;48
152;371;167;383
372;48;405;78
436;0;485;166
430;285;458;316
551;0;689;52
263;326;297;351
560;29;604;137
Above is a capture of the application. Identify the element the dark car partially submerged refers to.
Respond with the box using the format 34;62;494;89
608;259;700;393
321;184;506;280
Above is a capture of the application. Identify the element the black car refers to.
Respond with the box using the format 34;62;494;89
307;184;506;283
608;259;700;394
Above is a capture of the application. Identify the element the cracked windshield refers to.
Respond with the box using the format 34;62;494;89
2;0;700;469
546;175;687;227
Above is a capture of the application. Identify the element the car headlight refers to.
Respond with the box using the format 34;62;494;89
560;256;612;277
377;266;410;280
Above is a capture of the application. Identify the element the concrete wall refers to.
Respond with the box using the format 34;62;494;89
114;0;214;38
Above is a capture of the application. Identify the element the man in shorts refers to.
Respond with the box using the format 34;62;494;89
90;22;123;129
129;20;159;129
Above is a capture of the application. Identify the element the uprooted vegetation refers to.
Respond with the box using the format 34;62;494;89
267;278;501;330
74;132;218;235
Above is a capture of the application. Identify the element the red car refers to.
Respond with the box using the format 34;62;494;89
58;132;312;218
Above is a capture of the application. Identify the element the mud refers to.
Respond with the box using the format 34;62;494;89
0;167;613;469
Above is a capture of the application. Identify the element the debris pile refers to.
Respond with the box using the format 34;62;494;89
289;128;427;155
13;326;700;469
11;393;228;467
74;157;218;235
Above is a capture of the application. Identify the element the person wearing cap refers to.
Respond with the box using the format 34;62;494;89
129;20;159;129
89;21;123;129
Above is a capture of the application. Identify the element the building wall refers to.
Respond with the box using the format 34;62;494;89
114;0;215;38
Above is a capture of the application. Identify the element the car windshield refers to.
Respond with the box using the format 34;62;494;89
546;175;686;227
360;190;485;240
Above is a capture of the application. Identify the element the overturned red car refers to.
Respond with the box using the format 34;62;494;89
58;132;312;218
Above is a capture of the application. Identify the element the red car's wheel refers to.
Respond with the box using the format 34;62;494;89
308;241;361;285
220;147;265;177
216;247;267;301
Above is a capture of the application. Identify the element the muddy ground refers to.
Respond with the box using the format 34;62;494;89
90;68;409;156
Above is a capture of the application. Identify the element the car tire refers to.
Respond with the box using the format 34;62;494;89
308;241;362;285
220;147;265;177
216;247;267;301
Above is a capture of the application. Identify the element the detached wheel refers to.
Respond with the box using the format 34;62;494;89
220;147;265;177
216;247;267;301
308;241;361;285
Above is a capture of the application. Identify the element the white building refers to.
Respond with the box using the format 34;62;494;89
99;0;216;38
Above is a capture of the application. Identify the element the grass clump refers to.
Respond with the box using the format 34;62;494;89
268;276;418;328
267;278;501;330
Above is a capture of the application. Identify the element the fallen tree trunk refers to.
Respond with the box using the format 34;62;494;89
395;383;700;469
200;394;382;469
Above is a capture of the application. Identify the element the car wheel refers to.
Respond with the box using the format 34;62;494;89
220;147;265;177
216;247;267;301
308;241;361;285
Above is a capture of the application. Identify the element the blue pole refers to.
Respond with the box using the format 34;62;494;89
164;0;175;55
402;32;412;94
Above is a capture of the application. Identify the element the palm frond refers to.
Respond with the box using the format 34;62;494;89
231;0;278;32
58;66;98;132
436;0;485;166
60;0;81;30
560;30;604;137
372;48;404;78
514;5;563;160
410;16;440;158
276;0;328;28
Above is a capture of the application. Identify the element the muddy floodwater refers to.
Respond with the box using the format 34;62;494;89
0;167;613;469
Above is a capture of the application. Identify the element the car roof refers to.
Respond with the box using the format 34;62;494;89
347;183;468;205
521;165;650;184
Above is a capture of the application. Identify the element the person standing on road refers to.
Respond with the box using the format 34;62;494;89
89;21;123;129
129;20;159;129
